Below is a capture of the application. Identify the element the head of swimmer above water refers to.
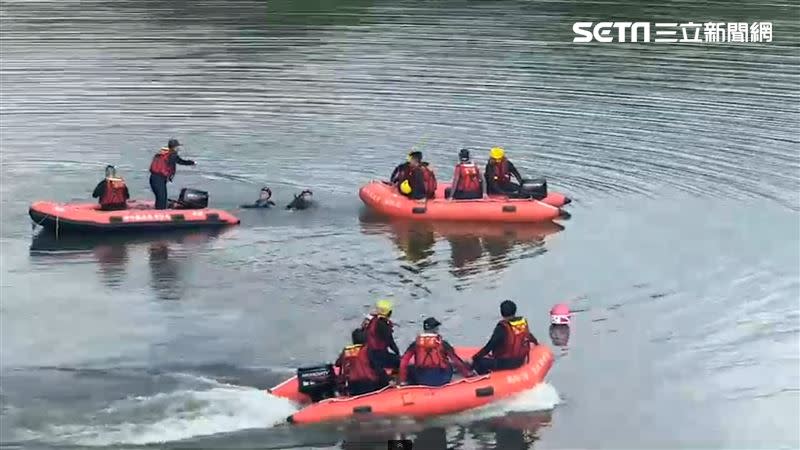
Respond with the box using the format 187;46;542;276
105;165;117;179
259;187;272;201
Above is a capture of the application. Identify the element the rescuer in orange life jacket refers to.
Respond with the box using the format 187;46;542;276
92;165;130;211
399;317;474;386
448;148;483;200
471;300;539;375
334;328;390;396
484;147;524;196
361;299;402;372
149;138;196;210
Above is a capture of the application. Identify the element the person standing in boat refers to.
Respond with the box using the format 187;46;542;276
485;147;524;195
149;138;196;210
471;300;539;375
361;299;402;372
448;148;483;200
335;328;390;396
92;165;130;211
399;317;473;386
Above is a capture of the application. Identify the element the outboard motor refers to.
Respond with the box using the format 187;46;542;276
519;178;548;200
296;364;336;403
177;188;209;209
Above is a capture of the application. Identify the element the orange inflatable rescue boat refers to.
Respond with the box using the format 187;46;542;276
269;345;554;424
359;181;570;223
30;191;239;234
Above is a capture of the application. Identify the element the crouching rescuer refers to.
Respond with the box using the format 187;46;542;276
335;328;390;396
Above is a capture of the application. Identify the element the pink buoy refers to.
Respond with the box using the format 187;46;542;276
550;303;571;325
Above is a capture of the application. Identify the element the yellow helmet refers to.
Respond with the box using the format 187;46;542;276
490;147;505;160
400;180;412;194
376;299;393;315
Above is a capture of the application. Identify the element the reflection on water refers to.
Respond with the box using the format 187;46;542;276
549;325;570;348
148;242;183;301
334;410;552;450
360;212;564;286
30;229;225;297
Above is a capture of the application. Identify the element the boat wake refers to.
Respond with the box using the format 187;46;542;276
35;380;297;446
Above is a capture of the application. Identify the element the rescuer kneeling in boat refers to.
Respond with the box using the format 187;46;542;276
362;299;402;372
92;165;130;211
149;138;196;210
399;317;473;386
471;300;539;375
448;148;483;200
485;147;524;196
335;328;390;396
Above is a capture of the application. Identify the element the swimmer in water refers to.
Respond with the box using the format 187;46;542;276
286;189;313;210
240;187;275;208
549;303;571;347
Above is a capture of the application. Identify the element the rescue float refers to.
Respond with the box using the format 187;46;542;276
29;188;240;233
269;345;554;424
359;181;571;223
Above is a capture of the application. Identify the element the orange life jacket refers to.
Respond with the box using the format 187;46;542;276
363;315;394;352
149;147;175;179
99;177;127;207
454;162;481;194
413;333;450;370
340;344;379;383
494;317;532;360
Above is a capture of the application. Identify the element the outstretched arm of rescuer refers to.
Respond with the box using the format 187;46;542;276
92;180;105;198
472;323;505;360
398;343;416;383
170;153;196;166
443;340;473;377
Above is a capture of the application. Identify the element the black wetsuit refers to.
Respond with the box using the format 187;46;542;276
390;162;411;184
402;167;427;200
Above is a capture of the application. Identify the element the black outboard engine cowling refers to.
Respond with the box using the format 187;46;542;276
177;188;209;209
520;178;548;200
297;364;337;403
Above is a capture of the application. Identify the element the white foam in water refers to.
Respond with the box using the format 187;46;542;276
441;382;561;424
47;384;298;446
